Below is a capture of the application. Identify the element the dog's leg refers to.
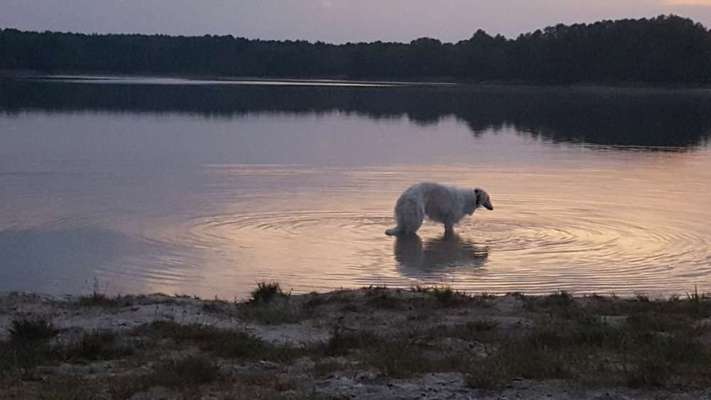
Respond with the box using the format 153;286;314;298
386;197;424;236
444;223;454;238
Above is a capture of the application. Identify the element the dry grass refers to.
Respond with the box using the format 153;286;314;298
4;287;711;398
148;354;221;388
61;331;135;361
410;285;471;306
1;318;58;377
133;320;306;362
238;302;309;325
465;298;711;389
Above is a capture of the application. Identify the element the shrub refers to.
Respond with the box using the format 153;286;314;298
8;318;58;342
250;282;288;304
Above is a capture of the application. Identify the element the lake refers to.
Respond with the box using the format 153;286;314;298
1;76;710;298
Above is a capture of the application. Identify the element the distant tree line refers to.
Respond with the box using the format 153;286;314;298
1;15;710;84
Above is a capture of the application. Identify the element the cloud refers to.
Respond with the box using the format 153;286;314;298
664;0;711;5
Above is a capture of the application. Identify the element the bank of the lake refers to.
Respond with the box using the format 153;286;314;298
2;286;711;399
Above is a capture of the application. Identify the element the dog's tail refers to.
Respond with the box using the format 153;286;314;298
385;227;400;236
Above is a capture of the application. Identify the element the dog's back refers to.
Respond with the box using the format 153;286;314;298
422;183;461;222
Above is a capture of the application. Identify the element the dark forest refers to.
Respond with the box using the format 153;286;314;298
2;15;710;84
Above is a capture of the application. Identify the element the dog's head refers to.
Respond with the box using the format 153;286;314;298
474;188;494;211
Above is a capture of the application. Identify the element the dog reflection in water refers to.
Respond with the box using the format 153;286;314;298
394;233;489;272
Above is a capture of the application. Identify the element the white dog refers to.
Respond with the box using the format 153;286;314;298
385;183;493;236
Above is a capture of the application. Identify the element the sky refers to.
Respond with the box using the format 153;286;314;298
2;0;711;43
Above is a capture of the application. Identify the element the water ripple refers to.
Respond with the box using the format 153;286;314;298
176;194;711;296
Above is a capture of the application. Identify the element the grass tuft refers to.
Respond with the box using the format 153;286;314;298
63;331;134;361
250;281;288;304
430;286;469;306
149;355;221;388
410;285;469;306
8;318;58;342
2;318;58;376
239;303;308;325
365;291;405;309
322;326;381;357
410;285;429;293
134;321;303;362
77;292;130;308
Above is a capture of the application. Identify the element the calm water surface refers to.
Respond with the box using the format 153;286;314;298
1;77;710;298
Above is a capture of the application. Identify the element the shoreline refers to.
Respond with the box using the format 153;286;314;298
3;71;711;91
2;286;711;399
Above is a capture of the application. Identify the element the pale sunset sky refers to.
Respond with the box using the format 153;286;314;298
2;0;711;42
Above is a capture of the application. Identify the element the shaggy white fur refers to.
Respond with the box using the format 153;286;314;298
385;183;493;236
